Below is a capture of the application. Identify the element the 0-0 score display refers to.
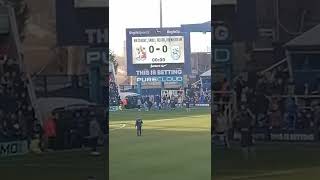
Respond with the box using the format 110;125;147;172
148;45;168;63
132;36;185;64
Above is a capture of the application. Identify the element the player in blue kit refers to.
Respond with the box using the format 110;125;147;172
135;117;143;136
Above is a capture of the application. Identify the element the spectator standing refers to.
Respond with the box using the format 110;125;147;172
284;97;297;129
43;113;57;151
269;102;282;129
137;98;142;112
89;115;102;156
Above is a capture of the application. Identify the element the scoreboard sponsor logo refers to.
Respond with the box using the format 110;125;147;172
128;30;150;36
137;76;183;83
136;69;183;76
150;64;168;68
166;29;181;35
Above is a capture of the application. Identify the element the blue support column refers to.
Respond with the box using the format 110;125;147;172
137;81;142;94
180;77;184;88
86;47;106;104
225;64;233;88
89;64;101;103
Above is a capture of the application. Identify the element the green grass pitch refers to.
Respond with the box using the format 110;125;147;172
0;148;106;180
213;142;320;180
109;107;211;180
3;106;320;180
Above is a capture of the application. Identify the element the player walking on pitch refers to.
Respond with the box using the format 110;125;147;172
135;117;143;136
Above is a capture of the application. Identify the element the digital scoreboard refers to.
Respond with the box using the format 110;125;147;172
126;28;191;76
132;36;185;64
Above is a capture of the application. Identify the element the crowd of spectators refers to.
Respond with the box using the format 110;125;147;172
214;63;320;131
187;87;211;105
127;87;211;111
0;56;36;142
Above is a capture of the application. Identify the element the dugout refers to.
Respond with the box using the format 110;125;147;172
51;104;106;150
119;92;141;109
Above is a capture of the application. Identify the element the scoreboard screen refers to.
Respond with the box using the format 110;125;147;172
126;27;191;76
132;36;185;64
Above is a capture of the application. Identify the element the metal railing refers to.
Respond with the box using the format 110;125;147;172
32;74;90;97
213;90;237;126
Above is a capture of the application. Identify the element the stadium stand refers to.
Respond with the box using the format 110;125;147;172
0;56;36;142
214;58;320;136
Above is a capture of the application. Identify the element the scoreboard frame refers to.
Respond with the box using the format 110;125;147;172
126;27;191;76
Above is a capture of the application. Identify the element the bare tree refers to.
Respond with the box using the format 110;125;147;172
9;0;29;42
109;50;118;74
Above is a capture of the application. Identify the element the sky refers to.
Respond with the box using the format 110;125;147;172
109;0;211;56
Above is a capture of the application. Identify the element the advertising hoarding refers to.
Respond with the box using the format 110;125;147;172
56;0;108;46
0;140;29;157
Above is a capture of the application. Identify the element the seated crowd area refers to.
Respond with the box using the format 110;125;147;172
214;63;320;131
0;56;36;142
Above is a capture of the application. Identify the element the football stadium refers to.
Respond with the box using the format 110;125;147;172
2;0;320;179
109;8;212;178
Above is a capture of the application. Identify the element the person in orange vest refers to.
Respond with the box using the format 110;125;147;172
43;112;57;151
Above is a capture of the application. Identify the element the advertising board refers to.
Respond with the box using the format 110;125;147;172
56;0;108;46
0;140;29;157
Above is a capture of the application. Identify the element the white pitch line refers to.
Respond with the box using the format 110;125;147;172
221;166;320;180
21;163;101;169
109;115;209;132
223;170;295;180
109;124;126;131
109;115;205;125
